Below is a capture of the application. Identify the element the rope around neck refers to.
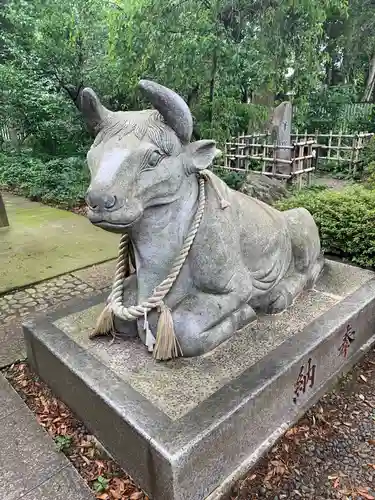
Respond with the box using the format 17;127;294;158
91;170;230;360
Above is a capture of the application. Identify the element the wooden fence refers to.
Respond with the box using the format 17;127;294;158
223;130;374;187
223;133;316;188
294;130;373;174
0;124;26;146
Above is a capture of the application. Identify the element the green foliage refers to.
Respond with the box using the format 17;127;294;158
1;0;351;147
93;475;110;493
361;136;375;188
276;186;375;268
54;434;72;452
0;152;89;207
296;85;354;133
214;168;246;190
0;0;371;208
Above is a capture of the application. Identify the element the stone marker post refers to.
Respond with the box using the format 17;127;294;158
0;193;9;227
269;101;292;174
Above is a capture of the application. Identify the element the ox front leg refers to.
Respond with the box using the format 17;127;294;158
173;281;256;357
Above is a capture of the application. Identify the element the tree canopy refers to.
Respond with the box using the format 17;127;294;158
2;0;375;151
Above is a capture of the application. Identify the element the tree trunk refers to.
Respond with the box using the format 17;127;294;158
208;47;218;129
0;192;9;227
363;53;375;102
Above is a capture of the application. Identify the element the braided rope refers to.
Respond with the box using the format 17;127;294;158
107;176;206;321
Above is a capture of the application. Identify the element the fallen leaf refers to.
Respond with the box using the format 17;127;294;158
360;375;368;382
96;494;109;500
81;455;91;465
109;490;123;500
333;477;340;488
130;493;144;500
80;440;92;448
343;422;352;427
369;439;375;445
357;487;375;500
248;474;257;481
328;475;338;480
359;394;365;400
367;464;375;470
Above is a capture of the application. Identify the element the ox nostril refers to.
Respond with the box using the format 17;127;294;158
85;192;98;211
86;191;117;211
104;195;117;210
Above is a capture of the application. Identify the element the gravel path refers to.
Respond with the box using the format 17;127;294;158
0;263;113;367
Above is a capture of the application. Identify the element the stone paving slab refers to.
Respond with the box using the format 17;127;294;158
0;371;24;419
0;193;119;294
22;465;94;500
72;260;116;289
0;405;66;500
0;373;94;500
0;318;26;368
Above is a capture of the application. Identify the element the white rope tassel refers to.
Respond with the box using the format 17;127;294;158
153;302;182;360
90;234;130;339
144;309;156;352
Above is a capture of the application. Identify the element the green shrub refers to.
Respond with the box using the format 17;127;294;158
361;136;375;188
214;167;246;190
275;186;375;268
0;152;89;208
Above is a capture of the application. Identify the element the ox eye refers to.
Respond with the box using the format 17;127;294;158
147;150;162;167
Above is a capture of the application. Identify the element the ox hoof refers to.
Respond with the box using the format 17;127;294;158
266;288;293;314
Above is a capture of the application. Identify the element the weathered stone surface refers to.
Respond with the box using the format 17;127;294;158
73;260;116;289
0;405;66;500
0;193;118;294
24;259;375;499
22;466;94;500
0;373;24;419
0;272;98;368
268;101;292;171
239;172;288;204
0;319;26;368
78;80;323;357
54;289;337;420
0;374;94;500
314;258;374;298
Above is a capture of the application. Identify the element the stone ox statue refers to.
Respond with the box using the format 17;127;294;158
78;80;323;360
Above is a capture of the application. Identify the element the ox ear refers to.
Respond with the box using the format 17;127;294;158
77;88;110;135
186;140;222;174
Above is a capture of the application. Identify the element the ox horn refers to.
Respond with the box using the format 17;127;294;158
138;80;193;144
77;87;112;135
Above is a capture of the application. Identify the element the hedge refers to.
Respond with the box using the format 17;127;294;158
275;186;375;268
0;152;89;208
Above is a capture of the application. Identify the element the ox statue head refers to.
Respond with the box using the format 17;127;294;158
79;80;220;232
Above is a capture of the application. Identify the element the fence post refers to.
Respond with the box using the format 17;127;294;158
262;135;267;174
349;132;358;174
336;130;342;164
272;138;277;177
327;130;333;163
353;132;362;176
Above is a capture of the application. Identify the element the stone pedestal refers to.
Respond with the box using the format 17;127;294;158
23;260;375;500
